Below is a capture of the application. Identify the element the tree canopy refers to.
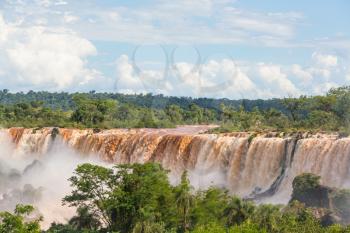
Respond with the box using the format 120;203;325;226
1;87;350;133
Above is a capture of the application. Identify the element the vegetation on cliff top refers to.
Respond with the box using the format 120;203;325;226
1;86;350;133
291;173;350;226
1;163;350;233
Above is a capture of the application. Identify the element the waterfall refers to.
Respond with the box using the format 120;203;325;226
1;127;350;204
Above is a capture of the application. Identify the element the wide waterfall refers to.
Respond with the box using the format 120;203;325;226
1;126;350;205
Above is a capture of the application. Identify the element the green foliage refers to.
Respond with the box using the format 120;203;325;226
2;86;350;132
252;204;282;232
63;163;175;233
45;223;84;233
191;188;229;227
224;196;255;227
282;96;307;122
68;206;100;232
331;190;350;224
1;164;347;233
174;171;194;232
292;173;321;195
191;222;228;233
0;204;42;233
230;221;267;233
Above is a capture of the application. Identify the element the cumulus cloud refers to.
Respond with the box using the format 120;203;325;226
312;52;338;67
257;64;300;96
115;55;172;94
287;52;344;92
1;1;350;97
114;51;350;99
312;82;339;95
173;59;260;97
291;64;313;83
114;55;306;99
0;14;108;91
347;75;350;82
115;55;259;98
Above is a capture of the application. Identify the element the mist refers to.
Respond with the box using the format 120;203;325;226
0;130;106;229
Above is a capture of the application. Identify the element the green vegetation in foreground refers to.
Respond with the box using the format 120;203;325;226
1;163;350;233
1;86;350;133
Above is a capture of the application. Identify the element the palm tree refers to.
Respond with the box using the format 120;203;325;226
132;221;165;233
175;171;194;232
253;204;281;232
223;197;255;227
68;206;100;231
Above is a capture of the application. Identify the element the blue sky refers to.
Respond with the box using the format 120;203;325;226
0;0;349;99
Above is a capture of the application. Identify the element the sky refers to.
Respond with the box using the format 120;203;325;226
0;0;349;99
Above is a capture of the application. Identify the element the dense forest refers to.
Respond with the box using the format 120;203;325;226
1;86;350;133
1;163;350;233
0;89;284;111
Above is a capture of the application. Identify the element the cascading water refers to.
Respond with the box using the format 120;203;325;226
0;127;105;228
1;126;350;211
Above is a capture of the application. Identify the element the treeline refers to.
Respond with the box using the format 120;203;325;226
1;163;350;233
0;89;283;111
0;94;218;128
213;87;343;133
1;86;350;132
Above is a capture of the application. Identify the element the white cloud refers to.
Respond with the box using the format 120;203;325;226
36;0;51;8
258;64;300;96
2;0;350;51
291;64;313;83
115;55;309;99
1;1;350;97
346;69;350;81
115;55;260;98
308;67;331;79
312;82;339;95
0;14;106;91
0;16;11;42
312;52;338;67
114;51;350;99
115;55;147;94
171;58;260;97
63;13;79;23
55;0;68;6
27;0;300;45
221;8;294;37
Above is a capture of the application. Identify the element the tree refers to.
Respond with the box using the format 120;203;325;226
282;96;307;122
68;206;100;231
262;108;289;130
45;223;81;233
252;204;281;232
223;197;255;227
174;171;194;232
328;87;350;129
165;105;183;124
192;188;229;227
230;221;267;233
292;173;321;195
132;221;166;233
191;222;227;233
306;110;338;130
187;104;204;124
63;164;114;229
0;204;42;233
64;163;175;233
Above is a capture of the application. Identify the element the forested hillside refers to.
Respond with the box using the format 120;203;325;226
0;89;284;111
1;86;350;133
